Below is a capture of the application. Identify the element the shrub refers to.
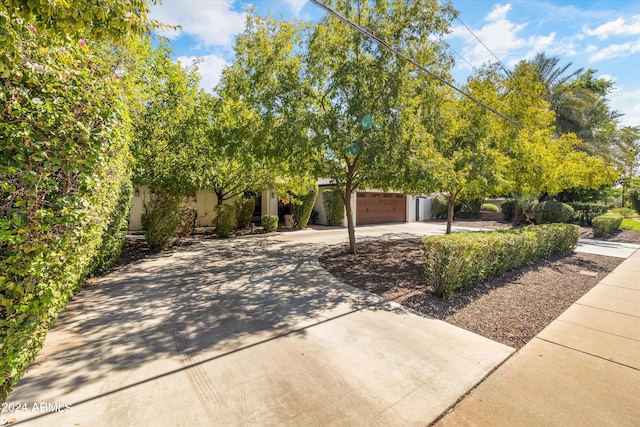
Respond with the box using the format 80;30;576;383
533;201;574;224
90;180;133;273
423;224;579;299
0;26;131;401
431;194;448;219
262;215;278;232
501;200;516;221
592;213;623;237
610;207;637;218
481;203;499;213
310;209;319;225
629;188;640;214
142;191;184;250
568;203;609;226
234;197;255;229
323;188;345;226
215;204;237;238
293;185;319;229
176;204;197;238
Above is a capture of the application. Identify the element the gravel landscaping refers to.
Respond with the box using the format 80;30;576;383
319;220;640;349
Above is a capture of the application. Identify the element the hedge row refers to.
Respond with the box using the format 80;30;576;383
1;27;131;400
423;224;579;299
592;214;623;238
568;203;609;226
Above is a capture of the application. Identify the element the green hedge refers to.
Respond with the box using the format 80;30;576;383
142;191;184;250
629;188;640;215
215;204;237;238
533;201;574;224
262;215;278;232
431;194;448;219
568;203;609;226
234;197;255;229
501;199;516;222
423;224;579;299
293;185;319;229
592;213;623;237
322;188;344;226
0;26;131;400
481;203;499;213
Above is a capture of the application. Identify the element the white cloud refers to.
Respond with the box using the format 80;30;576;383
450;3;555;70
588;40;640;62
150;0;247;47
283;0;307;17
584;15;640;40
177;55;229;91
608;87;640;127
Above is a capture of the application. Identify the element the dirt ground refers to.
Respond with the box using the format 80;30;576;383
319;220;640;349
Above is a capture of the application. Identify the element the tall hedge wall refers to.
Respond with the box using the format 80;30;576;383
0;24;131;400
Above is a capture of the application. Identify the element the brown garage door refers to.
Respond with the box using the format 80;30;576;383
356;192;406;225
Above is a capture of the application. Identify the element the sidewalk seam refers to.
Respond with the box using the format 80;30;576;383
534;337;640;371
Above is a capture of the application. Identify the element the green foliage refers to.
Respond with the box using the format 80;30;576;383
501;200;517;222
91;180;133;273
431;195;448;219
480;203;499;213
0;23;131;400
620;219;640;231
215;204;237;238
292;185;319;229
629;188;640;214
177;205;197;238
261;215;278;232
234;198;255;229
592;213;623;237
533;201;575;224
568;203;609;225
323;189;344;226
141;192;184;250
310;209;319;225
423;224;579;298
610;207;637;218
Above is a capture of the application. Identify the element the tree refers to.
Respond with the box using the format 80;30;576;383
302;0;456;253
611;126;640;206
0;0;166;77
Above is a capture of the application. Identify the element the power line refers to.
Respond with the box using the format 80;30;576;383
309;0;523;128
455;16;510;74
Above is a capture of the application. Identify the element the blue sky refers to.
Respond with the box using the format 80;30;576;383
150;0;640;126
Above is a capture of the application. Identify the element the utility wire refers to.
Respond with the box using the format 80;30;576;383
455;16;510;74
309;0;523;128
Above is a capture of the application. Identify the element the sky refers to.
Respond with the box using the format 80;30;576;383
150;0;640;127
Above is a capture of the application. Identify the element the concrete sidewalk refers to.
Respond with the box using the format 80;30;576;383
436;245;640;426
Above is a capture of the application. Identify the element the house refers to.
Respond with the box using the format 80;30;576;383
128;183;433;231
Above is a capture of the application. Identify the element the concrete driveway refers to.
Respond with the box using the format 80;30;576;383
5;224;515;426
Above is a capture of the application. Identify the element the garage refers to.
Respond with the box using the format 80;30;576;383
356;192;406;225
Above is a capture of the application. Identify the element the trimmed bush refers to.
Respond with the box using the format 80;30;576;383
431;194;448;219
322;188;344;226
533;201;574;224
177;204;197;238
234;197;255;229
91;180;133;273
262;215;278;232
0;26;131;401
293;185;319;229
142;191;184;250
423;224;579;298
629;188;640;214
501;200;516;221
568;203;609;226
592;213;623;237
215;204;237;238
481;203;499;213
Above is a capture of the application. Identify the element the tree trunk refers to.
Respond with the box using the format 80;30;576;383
445;189;460;235
345;180;357;255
